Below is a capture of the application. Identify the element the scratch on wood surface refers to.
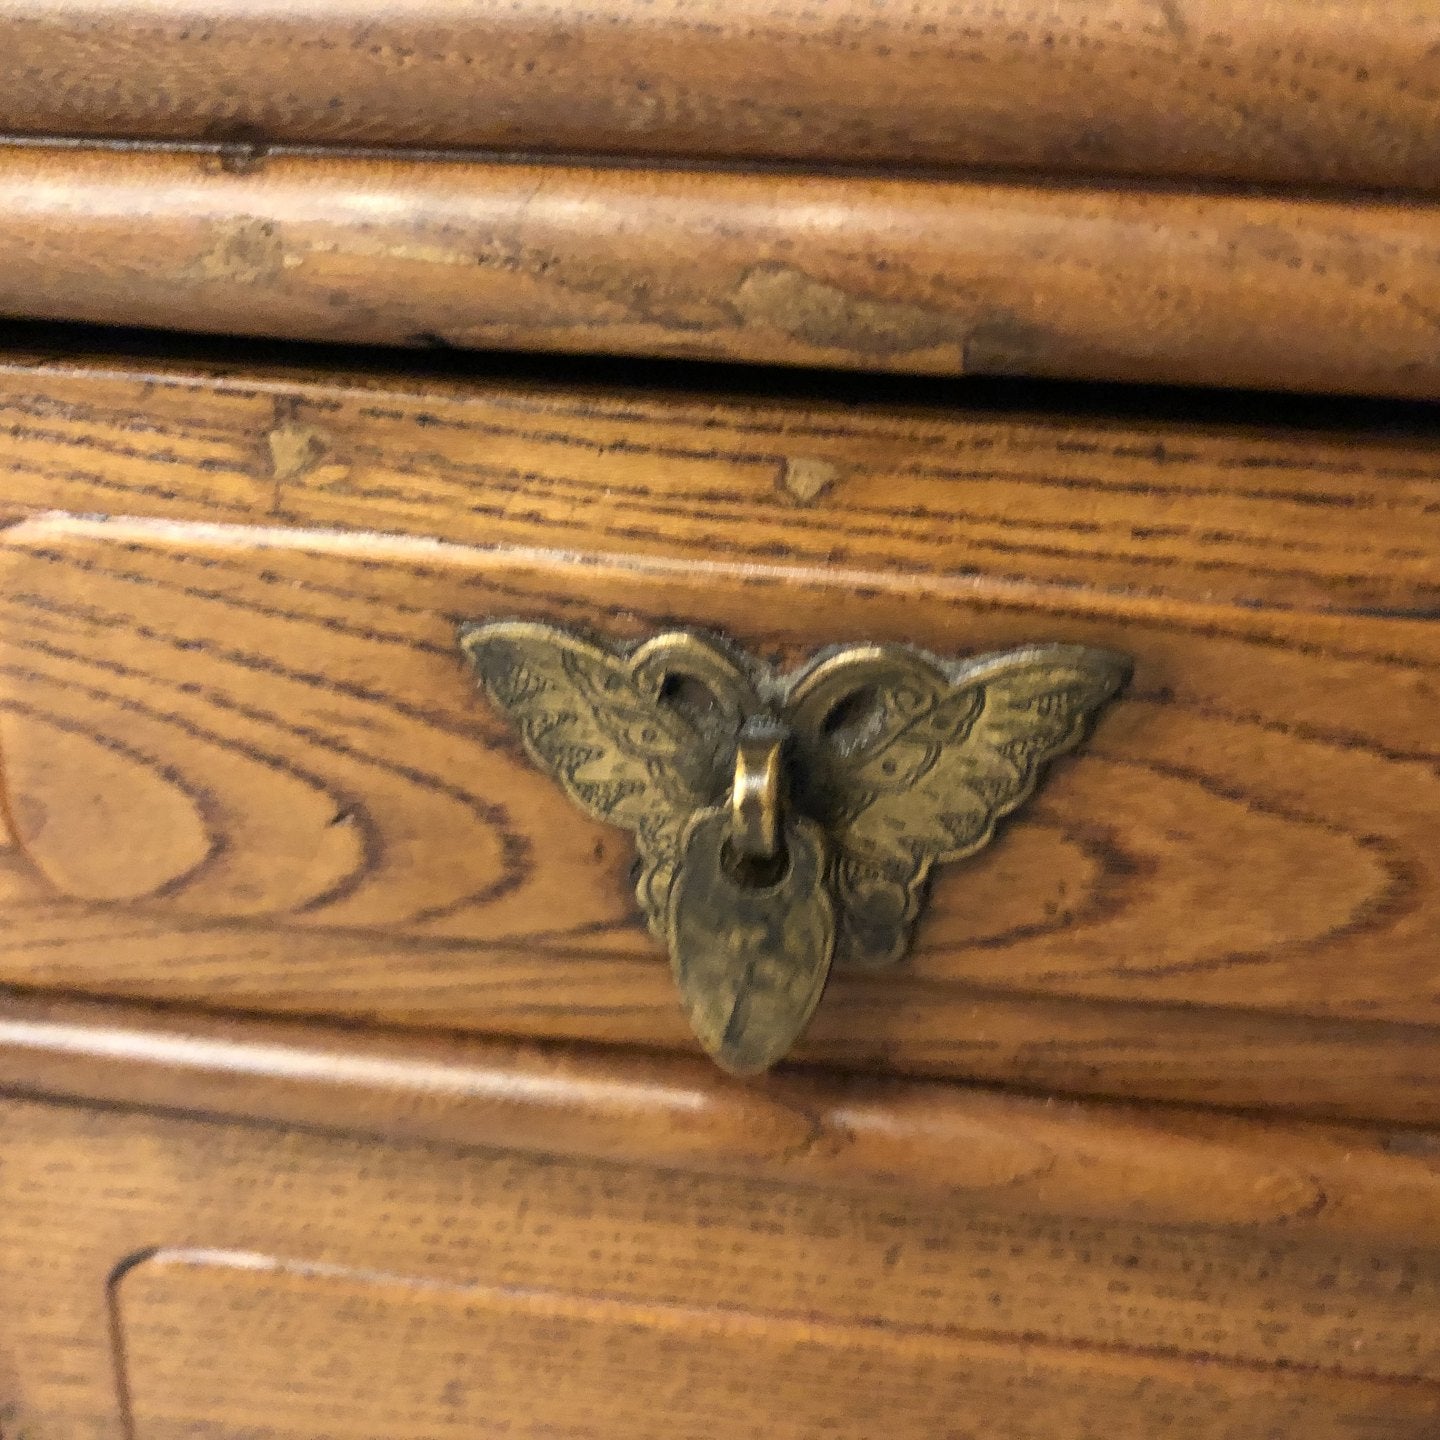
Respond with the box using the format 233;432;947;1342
730;263;961;358
779;457;841;504
191;218;287;285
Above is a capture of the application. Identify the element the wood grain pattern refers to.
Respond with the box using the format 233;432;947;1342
2;348;1439;614
8;990;1440;1248
4;145;1440;397
3;0;1440;195
115;1250;1440;1439
5;1090;1440;1439
0;509;1437;1122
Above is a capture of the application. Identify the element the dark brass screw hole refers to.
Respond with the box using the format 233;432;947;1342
659;671;722;724
821;685;886;747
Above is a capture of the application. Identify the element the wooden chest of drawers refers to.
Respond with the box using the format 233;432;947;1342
2;3;1439;1436
2;340;1439;1439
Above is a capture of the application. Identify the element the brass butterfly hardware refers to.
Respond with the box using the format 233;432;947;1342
460;621;1130;1076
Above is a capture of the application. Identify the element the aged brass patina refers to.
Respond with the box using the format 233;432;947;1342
460;621;1130;1075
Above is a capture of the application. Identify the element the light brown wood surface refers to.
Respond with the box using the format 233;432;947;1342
4;1080;1440;1438
0;350;1437;1122
3;146;1440;397
8;990;1440;1248
3;0;1440;196
2;346;1438;614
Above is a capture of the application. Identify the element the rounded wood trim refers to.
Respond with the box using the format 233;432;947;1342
3;989;1438;1247
2;144;1439;397
2;1;1439;194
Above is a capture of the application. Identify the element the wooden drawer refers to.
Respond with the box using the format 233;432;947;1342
0;344;1438;1122
4;997;1440;1439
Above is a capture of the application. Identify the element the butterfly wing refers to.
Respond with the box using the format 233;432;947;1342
785;642;1130;969
460;620;760;935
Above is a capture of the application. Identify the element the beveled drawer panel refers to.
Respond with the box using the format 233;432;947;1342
114;1250;1440;1440
0;346;1437;1121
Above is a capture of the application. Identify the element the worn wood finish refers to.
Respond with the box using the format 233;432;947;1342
2;4;1438;1432
5;1088;1440;1438
3;147;1440;397
0;507;1437;1122
116;1251;1440;1440
2;347;1440;614
4;0;1440;196
7;990;1440;1248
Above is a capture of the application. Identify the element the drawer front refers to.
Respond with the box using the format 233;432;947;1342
0;350;1437;1120
4;1061;1440;1440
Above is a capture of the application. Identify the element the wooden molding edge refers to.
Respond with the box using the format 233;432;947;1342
1;0;1439;196
0;144;1438;398
2;988;1437;1246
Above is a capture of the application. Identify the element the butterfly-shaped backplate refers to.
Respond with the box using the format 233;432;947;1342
461;620;1130;1074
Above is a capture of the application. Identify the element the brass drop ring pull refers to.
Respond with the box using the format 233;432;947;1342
730;721;786;862
461;621;1130;1075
